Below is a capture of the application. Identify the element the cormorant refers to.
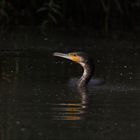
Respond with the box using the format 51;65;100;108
53;52;94;90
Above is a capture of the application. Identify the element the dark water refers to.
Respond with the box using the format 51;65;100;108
0;49;139;140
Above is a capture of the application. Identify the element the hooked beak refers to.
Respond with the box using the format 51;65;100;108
53;52;71;60
53;52;81;63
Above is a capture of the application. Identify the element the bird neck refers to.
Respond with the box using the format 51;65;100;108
78;61;94;89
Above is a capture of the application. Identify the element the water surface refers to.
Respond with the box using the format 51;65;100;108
0;49;139;140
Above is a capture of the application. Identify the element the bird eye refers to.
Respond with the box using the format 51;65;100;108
73;54;77;56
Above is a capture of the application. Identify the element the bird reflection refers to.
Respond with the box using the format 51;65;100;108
51;89;89;121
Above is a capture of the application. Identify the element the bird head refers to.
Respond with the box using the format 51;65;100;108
53;52;90;66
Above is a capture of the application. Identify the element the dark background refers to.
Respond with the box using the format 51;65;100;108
0;0;139;51
0;1;139;140
0;0;140;34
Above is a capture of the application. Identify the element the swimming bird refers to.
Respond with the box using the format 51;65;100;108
53;52;96;90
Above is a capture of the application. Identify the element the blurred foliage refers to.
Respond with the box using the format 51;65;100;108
37;0;62;32
0;0;14;33
100;0;124;33
0;0;139;34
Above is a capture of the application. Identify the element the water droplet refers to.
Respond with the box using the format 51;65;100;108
38;132;43;136
114;122;118;126
21;128;26;132
16;121;20;125
44;37;48;41
124;65;128;68
134;52;138;56
120;72;123;76
129;77;133;80
97;59;100;63
130;123;136;127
